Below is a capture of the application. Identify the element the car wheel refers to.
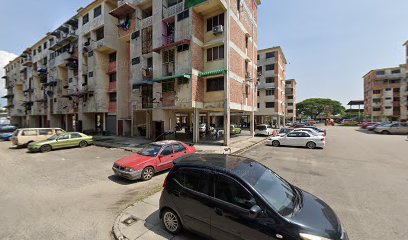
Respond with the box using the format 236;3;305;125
272;140;280;147
40;144;52;153
141;167;155;181
79;140;88;148
162;208;182;234
382;131;390;135
306;141;316;149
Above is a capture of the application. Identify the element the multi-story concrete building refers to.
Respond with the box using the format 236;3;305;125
255;46;287;127
285;79;296;123
363;65;407;121
2;0;262;146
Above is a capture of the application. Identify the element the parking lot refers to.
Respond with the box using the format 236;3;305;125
0;126;407;240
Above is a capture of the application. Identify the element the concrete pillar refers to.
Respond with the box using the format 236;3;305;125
206;112;210;131
224;0;231;146
193;108;199;143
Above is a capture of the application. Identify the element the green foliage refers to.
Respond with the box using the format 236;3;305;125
297;98;345;119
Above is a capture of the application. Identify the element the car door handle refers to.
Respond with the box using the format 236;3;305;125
214;207;223;216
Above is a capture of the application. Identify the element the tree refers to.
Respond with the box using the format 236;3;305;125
297;98;345;119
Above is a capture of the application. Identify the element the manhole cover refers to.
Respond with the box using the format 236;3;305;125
122;216;138;226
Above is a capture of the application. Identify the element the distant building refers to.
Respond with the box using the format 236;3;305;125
285;79;296;123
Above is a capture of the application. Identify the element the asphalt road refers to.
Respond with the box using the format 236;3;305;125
0;144;168;240
242;126;408;240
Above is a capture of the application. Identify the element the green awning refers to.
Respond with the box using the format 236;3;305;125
185;0;208;8
198;68;227;77
153;73;191;82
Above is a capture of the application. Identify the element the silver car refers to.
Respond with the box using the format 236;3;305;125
374;122;408;135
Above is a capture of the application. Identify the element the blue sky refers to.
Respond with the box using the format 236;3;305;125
1;0;408;106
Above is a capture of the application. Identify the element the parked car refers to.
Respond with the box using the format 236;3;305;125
267;131;325;149
0;132;14;141
0;125;17;133
112;140;196;181
278;127;294;136
293;123;305;128
299;126;326;136
292;128;324;137
230;124;242;135
28;132;93;152
374;122;408;135
255;124;273;136
367;122;390;131
159;154;348;240
199;123;214;133
11;128;65;147
360;122;377;129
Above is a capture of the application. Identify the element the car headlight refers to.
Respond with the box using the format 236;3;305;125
299;233;332;240
125;168;135;172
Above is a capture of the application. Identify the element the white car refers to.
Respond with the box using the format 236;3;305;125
199;123;214;133
255;124;274;136
292;128;325;136
266;130;325;149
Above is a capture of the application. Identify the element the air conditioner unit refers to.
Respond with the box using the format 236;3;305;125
212;25;224;34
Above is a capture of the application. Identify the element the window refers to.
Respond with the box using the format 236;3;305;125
288;103;293;106
373;90;381;94
385;106;392;109
162;80;175;92
298;132;310;137
83;14;89;25
265;52;275;59
390;79;400;84
207;45;224;61
385;97;391;100
94;5;102;18
58;134;70;140
160;145;173;156
265;64;274;71
257;103;260;108
43;42;47;49
257;66;262;73
257;55;260;60
393;88;400;92
207;13;224;32
265;77;274;83
109;92;117;102
385;88;391;91
214;175;256;209
376;71;385;75
177;9;189;21
174;169;211;195
173;144;186;153
265;102;274;108
372;98;381;103
266;90;274;96
257;91;259;96
22;130;37;136
207;77;224;92
245;35;249;49
109;73;116;82
177;44;189;52
393;97;400;102
109;52;116;62
287;132;300;137
287;96;293;100
287;110;293;113
132;57;140;65
391;69;400;74
373;107;381;111
95;27;104;41
70;133;82;139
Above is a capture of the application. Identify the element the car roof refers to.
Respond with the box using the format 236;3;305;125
153;140;183;145
174;154;261;177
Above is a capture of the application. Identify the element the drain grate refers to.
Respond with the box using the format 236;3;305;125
122;216;138;226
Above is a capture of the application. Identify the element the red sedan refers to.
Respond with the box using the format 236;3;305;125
361;122;377;129
112;140;196;181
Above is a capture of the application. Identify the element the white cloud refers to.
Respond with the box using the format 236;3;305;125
0;50;18;107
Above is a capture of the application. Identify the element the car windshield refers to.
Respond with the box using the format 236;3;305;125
138;144;162;157
12;130;19;136
252;169;296;216
47;134;59;140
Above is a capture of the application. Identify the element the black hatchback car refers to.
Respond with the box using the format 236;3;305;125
159;154;348;240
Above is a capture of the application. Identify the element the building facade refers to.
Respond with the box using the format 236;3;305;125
2;0;262;146
255;46;287;127
363;65;407;121
285;79;296;123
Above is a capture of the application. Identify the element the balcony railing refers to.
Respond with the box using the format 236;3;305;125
162;63;175;77
163;2;184;19
143;68;153;80
142;96;153;109
140;16;152;29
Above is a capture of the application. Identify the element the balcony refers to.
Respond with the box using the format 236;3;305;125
110;1;136;18
393;102;400;107
107;61;117;74
108;102;117;113
142;96;153;109
139;16;152;29
143;68;153;80
162;63;175;77
49;31;78;51
153;35;190;53
108;81;117;93
22;57;33;67
117;19;136;39
163;1;184;19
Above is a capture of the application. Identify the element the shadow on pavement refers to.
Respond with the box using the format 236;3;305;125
108;170;170;185
355;129;376;134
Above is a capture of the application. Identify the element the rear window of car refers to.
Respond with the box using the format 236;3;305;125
173;143;186;153
173;169;211;195
70;133;82;139
256;125;267;130
39;129;53;135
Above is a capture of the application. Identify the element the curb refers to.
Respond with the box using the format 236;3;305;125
232;138;267;155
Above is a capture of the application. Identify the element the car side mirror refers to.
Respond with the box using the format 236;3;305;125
249;205;262;219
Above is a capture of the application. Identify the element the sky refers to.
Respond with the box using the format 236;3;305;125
1;0;408;106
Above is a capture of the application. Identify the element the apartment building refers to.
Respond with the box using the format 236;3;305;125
285;79;296;122
256;46;287;127
3;57;25;126
363;65;408;121
3;0;262;146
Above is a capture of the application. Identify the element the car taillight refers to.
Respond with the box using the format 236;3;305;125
163;176;168;189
